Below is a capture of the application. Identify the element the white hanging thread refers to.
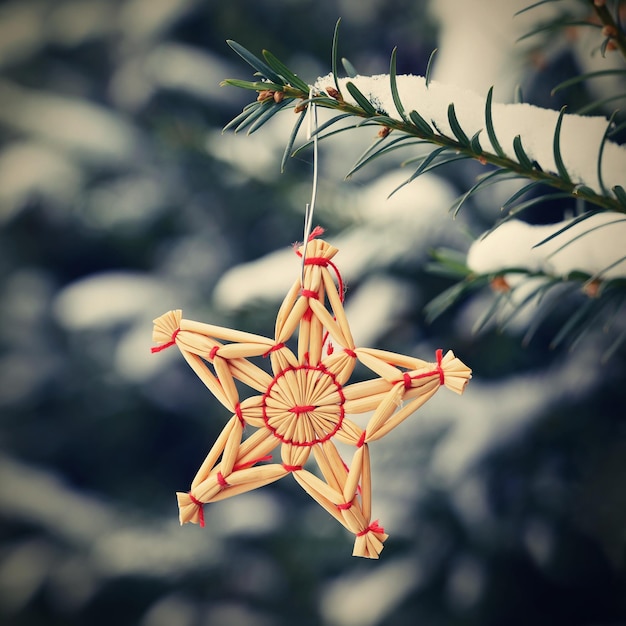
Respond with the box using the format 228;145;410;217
301;89;319;284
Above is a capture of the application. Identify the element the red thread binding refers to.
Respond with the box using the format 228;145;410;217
234;403;244;426
151;328;180;353
216;472;229;488
344;348;357;358
188;492;205;528
395;350;446;388
282;464;303;472
302;257;345;303
304;257;328;267
357;520;385;536
436;349;445;385
294;227;346;302
263;342;285;357
336;501;353;510
262;363;345;447
356;431;366;448
289;404;315;415
301;289;319;299
209;345;219;360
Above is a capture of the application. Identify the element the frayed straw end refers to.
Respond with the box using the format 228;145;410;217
352;521;388;559
176;491;204;527
440;350;472;395
152;309;182;346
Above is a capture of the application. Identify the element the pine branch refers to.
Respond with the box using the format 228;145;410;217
221;41;625;215
589;0;626;59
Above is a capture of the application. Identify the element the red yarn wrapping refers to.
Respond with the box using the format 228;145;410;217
289;404;315;415
397;350;446;388
344;348;357;358
301;289;319;299
336;501;353;510
304;257;345;302
216;472;229;487
294;227;346;304
356;431;366;448
282;464;303;472
261;363;345;447
263;342;285;357
209;345;219;360
436;349;445;385
234;403;244;426
357;520;385;536
188;492;205;528
151;328;180;353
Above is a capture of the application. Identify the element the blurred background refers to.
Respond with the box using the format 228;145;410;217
1;0;625;625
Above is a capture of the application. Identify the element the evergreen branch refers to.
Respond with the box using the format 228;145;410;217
389;47;408;122
262;50;310;93
485;87;506;158
425;48;438;88
598;110;619;195
575;93;626;114
424;250;626;354
514;0;568;17
553;107;572;183
281;107;307;172
226;40;284;84
221;40;626;214
551;68;626;95
589;0;626;60
516;16;601;43
342;58;358;78
331;19;342;96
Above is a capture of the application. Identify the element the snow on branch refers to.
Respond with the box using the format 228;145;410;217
467;212;626;280
314;73;626;194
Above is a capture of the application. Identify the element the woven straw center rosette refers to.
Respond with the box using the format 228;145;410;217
152;236;471;558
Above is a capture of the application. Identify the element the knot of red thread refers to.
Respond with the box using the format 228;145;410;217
357;520;385;536
403;372;412;390
263;342;285;357
151;328;180;353
234;403;244;426
356;431;366;448
188;492;205;528
337;501;353;510
289;404;315;415
304;256;329;267
301;289;318;299
234;455;272;471
209;345;219;360
216;472;229;488
282;464;303;472
436;348;445;385
344;348;357;358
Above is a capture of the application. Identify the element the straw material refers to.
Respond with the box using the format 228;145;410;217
152;236;471;558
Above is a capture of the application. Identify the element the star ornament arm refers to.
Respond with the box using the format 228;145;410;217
152;237;471;558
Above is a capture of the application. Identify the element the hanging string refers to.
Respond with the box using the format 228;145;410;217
301;89;319;285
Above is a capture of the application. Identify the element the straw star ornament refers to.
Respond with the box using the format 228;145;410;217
152;234;471;558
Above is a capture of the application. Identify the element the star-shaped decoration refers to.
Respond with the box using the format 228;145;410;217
152;235;471;558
